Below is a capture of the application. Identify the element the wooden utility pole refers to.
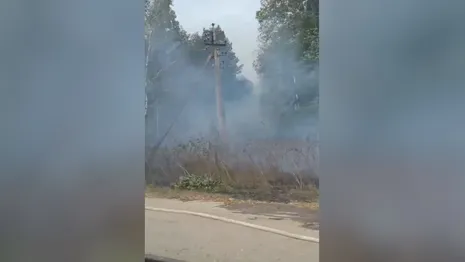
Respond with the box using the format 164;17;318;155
204;23;227;142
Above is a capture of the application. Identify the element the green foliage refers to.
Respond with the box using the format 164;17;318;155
144;2;252;107
145;0;186;42
255;0;319;73
173;174;223;192
301;27;319;61
254;0;319;136
145;0;187;101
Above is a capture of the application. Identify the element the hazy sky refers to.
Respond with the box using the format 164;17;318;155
172;0;261;83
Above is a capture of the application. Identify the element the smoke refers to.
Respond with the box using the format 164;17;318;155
145;28;319;149
144;0;320;182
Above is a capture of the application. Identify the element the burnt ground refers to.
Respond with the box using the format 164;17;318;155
146;187;319;230
220;201;319;230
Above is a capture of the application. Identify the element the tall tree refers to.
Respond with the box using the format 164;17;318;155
145;0;188;146
254;0;319;138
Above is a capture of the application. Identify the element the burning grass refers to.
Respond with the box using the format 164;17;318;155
145;137;319;204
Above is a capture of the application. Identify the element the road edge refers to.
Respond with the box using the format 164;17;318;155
145;206;319;243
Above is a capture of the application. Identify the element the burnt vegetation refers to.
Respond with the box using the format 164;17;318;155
145;0;319;204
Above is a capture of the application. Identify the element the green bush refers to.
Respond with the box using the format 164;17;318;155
173;174;223;192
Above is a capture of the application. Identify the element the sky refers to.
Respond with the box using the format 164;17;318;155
172;0;261;84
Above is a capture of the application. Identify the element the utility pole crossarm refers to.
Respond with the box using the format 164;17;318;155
204;23;227;47
205;42;226;47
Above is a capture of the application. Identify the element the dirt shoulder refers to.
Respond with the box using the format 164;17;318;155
145;188;319;235
221;201;319;230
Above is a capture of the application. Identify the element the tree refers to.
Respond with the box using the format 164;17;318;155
254;0;319;138
144;2;253;144
255;0;318;63
145;0;187;90
144;0;188;146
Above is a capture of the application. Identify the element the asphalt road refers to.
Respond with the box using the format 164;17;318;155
145;199;319;262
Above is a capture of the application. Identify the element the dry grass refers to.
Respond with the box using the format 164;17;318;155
146;186;320;212
145;186;232;202
146;137;319;205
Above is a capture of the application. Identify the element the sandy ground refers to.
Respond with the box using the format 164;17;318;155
145;197;319;262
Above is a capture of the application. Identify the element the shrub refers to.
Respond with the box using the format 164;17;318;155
173;174;223;192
